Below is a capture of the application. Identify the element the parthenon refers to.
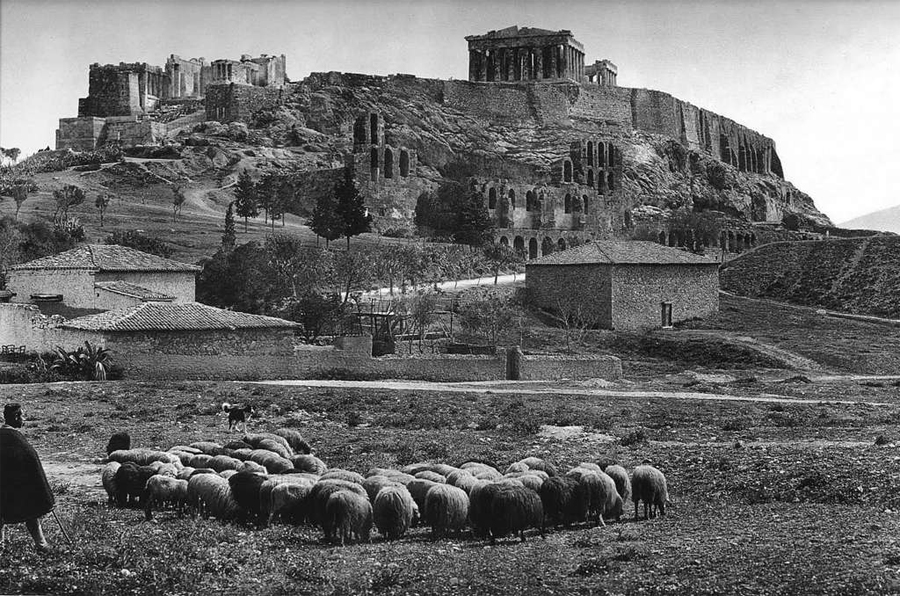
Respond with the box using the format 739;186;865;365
465;26;586;83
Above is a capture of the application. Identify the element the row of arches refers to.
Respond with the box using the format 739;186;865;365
370;146;411;180
561;159;617;193
498;234;585;260
585;141;617;169
486;187;592;217
654;229;757;253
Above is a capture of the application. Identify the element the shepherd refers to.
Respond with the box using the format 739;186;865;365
0;403;55;551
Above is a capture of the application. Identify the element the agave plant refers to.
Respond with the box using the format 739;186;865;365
51;342;112;381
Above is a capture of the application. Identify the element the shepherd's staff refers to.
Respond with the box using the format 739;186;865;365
50;510;73;546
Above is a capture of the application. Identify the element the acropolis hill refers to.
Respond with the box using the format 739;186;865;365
53;26;830;257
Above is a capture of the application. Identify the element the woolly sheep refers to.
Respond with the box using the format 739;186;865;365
414;470;447;484
321;469;365;485
106;432;131;455
406;478;439;515
423;483;469;539
114;462;157;507
243;433;294;457
363;475;403;503
325;490;373;546
274;428;312;455
240;460;268;474
460;462;501;479
308;479;369;536
487;482;545;544
518;457;558;477
291;454;327;475
429;464;460;477
632;465;669;520
269;479;316;526
169;451;196;467
446;470;480;494
468;481;497;537
108;449;180;467
187;472;241;520
228;470;269;524
208;455;245;473
176;466;196;481
231;448;254;461
144;475;189;520
219;469;238;479
187;454;214;469
189;441;226;456
505;461;529;474
259;475;315;523
539;475;588;528
101;461;121;505
189;468;217;477
376;469;416;485
472;468;503;482
401;463;434;476
168;445;202;455
504;472;544;493
223;440;253;451
147;461;181;476
574;470;623;525
373;485;418;540
604;464;632;503
247;449;294;474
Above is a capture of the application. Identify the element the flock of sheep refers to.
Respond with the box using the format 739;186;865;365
100;429;670;545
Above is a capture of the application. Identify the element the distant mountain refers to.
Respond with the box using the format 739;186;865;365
840;205;900;233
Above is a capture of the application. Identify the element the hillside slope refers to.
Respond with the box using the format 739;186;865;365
840;205;900;233
721;237;900;317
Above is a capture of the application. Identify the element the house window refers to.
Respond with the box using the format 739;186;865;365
661;302;673;328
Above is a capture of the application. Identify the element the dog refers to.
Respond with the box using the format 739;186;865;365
222;402;254;433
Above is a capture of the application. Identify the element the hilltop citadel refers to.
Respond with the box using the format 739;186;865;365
54;26;820;258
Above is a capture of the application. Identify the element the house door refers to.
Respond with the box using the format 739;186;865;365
661;302;673;328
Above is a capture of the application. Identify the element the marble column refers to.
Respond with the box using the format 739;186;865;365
469;50;478;81
478;51;488;81
550;46;558;79
535;47;543;80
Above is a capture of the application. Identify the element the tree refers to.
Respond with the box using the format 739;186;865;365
222;201;236;250
196;242;281;314
482;242;522;284
52;184;85;224
1;147;20;166
255;173;277;225
334;174;372;248
11;179;32;222
265;235;333;298
333;248;375;303
233;171;259;232
454;185;494;247
94;192;111;227
457;287;519;345
374;244;410;295
308;192;342;248
172;186;186;222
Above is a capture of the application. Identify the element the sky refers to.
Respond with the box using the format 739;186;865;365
1;0;899;224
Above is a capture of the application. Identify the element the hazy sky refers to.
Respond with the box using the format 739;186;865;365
2;0;899;223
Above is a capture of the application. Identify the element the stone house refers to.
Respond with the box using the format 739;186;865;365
526;240;720;330
6;244;200;312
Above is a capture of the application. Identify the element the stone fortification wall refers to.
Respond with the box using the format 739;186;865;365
205;84;286;123
56;118;106;151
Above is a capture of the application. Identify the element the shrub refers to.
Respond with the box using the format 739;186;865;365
619;427;649;446
51;342;112;381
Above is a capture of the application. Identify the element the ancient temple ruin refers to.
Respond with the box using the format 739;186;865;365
466;26;586;83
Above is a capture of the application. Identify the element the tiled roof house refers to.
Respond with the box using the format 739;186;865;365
526;240;720;330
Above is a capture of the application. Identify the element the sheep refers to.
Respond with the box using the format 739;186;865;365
518;457;558;477
259;475;313;522
189;468;217;477
101;461;121;505
274;428;312;454
108;449;180;467
243;433;294;457
325;490;373;546
106;432;131;455
505;461;529;474
307;479;368;537
468;481;497;537
401;463;434;476
460;462;502;480
504;472;545;493
144;475;189;520
632;465;669;520
363;475;402;503
321;469;365;485
223;440;253;451
219;469;238;479
578;462;604;474
604;464;632;503
230;448;254;461
228;470;269;525
291;454;327;475
176;466;197;481
169;451;196;467
572;470;623;525
168;445;202;455
487;482;545;544
367;468;416;485
114;462;157;507
187;454;214;469
414;470;447;484
240;460;268;474
187;473;241;520
423;483;469;539
189;441;226;456
430;464;460;477
539;475;588;528
208;455;245;473
267;479;316;526
147;461;180;477
446;469;480;494
406;478;439;516
247;449;294;474
373;484;418;540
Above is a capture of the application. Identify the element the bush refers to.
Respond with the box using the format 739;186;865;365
105;230;174;258
619;427;649;446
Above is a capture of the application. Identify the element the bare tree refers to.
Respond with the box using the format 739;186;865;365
94;192;111;227
172;186;186;222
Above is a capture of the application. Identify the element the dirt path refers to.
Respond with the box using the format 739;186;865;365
674;329;825;372
249;379;897;407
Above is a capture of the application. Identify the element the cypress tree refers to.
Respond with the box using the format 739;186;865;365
222;201;236;250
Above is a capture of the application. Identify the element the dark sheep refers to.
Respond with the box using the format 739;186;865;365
228;470;269;525
539;475;588;528
114;462;156;507
106;432;131;455
291;454;327;475
486;482;545;544
632;465;669;520
325;490;373;546
604;464;632;503
308;479;369;539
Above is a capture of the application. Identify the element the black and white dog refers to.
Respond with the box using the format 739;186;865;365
222;402;254;432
